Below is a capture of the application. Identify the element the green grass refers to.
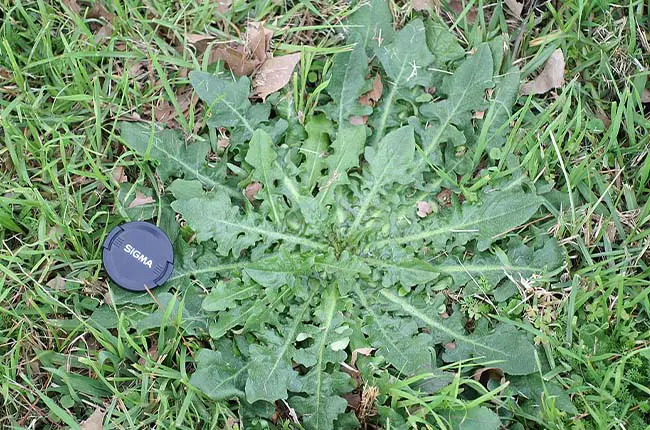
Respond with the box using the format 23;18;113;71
1;0;649;428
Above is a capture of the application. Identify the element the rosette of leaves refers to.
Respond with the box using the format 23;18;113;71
114;2;567;428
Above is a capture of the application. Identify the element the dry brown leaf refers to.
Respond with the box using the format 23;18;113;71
350;347;375;368
449;0;477;23
413;0;437;11
210;23;273;76
253;53;301;101
342;392;361;410
217;138;230;150
188;34;220;63
154;102;176;126
473;367;505;387
187;34;215;45
47;226;63;248
72;175;91;186
62;0;81;14
504;0;523;18
359;74;383;107
0;67;11;80
416;201;433;218
520;49;565;95
112;166;128;184
80;407;105;430
642;89;650;103
436;188;452;207
153;87;198;128
127;60;148;78
349;116;368;126
128;191;155;208
605;221;616;243
88;3;115;42
176;87;199;111
94;23;114;43
214;0;232;14
138;341;160;365
247;23;273;63
595;111;611;128
212;46;260;76
64;1;114;41
87;3;114;20
472;110;485;119
245;182;262;202
46;275;66;290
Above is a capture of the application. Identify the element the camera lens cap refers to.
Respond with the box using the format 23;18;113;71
102;221;174;291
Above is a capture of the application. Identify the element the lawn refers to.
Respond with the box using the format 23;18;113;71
0;0;649;429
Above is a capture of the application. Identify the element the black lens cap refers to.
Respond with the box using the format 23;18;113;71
102;221;174;291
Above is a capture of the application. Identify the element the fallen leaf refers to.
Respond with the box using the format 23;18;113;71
212;46;260;76
245;182;262;202
359;74;383;107
87;3;114;20
87;3;115;43
217;138;230;151
154;86;198;128
187;34;215;45
436;189;452;207
342;392;361;410
112;166;128;184
449;0;477;23
94;23;114;43
138;340;160;365
595;111;611;128
46;275;66;290
413;0;437;11
605;221;616;243
0;67;11;80
214;0;232;14
80;407;105;430
154;102;177;126
349;116;368;126
416;201;433;218
504;0;523;18
64;1;114;41
103;288;112;305
211;23;273;76
188;35;222;66
47;226;63;248
473;367;506;387
520;49;565;95
62;0;81;14
253;53;301;101
247;22;273;64
642;89;650;103
127;60;148;78
350;347;375;368
128;191;155;208
72;175;91;186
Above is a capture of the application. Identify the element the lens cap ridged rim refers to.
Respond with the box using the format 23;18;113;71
102;221;174;291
